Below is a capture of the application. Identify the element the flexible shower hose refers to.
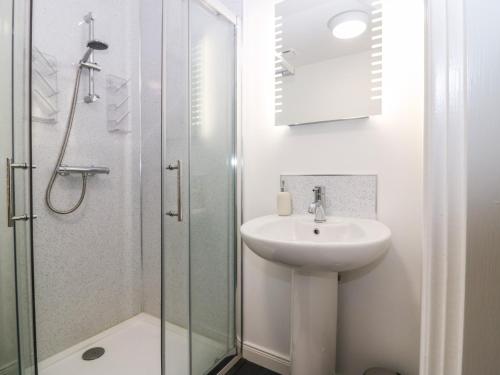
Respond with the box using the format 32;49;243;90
45;66;88;214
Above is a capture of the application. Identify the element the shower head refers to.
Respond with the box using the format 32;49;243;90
87;40;108;50
80;40;109;63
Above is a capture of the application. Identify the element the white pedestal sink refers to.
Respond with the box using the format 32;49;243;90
241;215;391;375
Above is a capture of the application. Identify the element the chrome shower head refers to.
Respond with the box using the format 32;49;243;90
80;40;109;63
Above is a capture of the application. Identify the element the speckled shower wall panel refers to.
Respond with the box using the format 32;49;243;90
32;0;142;360
280;175;377;218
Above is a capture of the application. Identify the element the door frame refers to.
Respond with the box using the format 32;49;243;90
420;0;467;374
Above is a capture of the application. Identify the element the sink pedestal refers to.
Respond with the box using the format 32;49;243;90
291;270;338;375
241;214;391;374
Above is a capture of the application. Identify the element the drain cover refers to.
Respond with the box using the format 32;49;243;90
82;347;105;361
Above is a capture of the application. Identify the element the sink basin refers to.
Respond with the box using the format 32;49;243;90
241;215;391;272
241;214;391;373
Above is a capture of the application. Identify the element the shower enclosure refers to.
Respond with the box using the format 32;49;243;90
1;0;240;374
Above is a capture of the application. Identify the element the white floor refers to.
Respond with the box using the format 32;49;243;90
39;314;225;375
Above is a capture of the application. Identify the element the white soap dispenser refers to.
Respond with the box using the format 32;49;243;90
277;180;292;216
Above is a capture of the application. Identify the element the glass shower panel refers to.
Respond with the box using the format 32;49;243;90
1;0;36;374
0;1;20;373
189;1;237;373
13;0;37;372
162;0;190;374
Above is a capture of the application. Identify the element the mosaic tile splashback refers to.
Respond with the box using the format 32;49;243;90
280;175;377;219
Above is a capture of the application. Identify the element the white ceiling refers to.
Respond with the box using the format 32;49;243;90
277;0;375;67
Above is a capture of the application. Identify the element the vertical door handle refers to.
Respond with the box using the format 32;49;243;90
6;158;37;227
6;158;13;227
166;160;182;222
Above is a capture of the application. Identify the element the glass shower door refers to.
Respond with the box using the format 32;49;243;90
1;0;37;374
189;1;237;373
162;0;191;373
162;0;236;375
162;0;237;374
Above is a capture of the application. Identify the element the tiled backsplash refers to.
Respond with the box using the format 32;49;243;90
280;175;377;219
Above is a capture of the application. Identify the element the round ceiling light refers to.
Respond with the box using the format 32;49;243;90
328;11;369;40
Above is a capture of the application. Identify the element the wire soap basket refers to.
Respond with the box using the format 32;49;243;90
106;74;131;133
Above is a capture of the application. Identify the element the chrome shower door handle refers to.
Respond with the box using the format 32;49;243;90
166;160;182;222
6;158;13;227
6;158;37;227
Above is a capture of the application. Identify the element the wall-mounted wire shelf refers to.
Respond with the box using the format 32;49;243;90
32;47;58;125
106;74;131;133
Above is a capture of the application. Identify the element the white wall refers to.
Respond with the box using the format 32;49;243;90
242;0;424;374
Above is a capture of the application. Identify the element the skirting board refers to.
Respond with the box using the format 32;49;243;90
242;341;291;375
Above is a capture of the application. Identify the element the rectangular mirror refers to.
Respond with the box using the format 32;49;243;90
275;0;383;126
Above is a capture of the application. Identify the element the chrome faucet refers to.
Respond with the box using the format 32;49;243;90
308;185;327;223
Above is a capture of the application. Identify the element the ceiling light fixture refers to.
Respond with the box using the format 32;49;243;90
328;11;369;40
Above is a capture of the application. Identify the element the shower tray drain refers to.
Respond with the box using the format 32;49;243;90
82;347;105;361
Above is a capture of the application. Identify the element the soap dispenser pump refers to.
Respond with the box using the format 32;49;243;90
277;180;292;216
